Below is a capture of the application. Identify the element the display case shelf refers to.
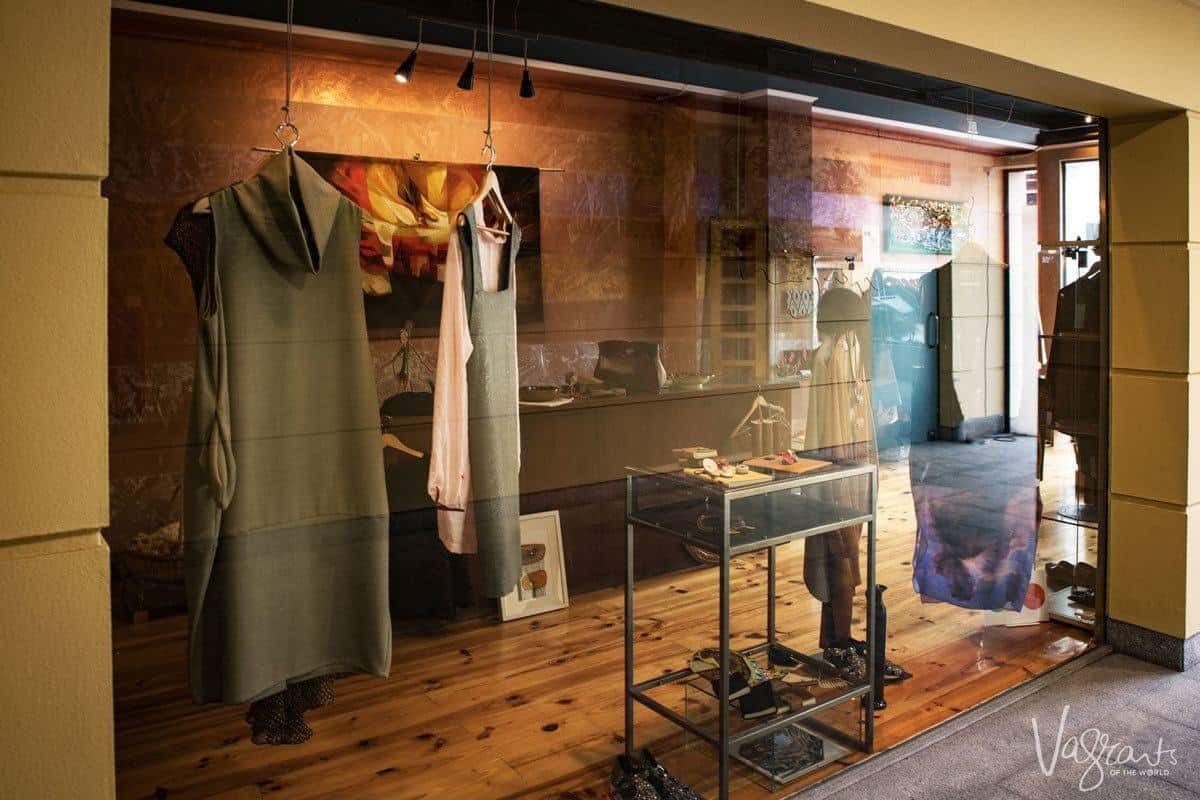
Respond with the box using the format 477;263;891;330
631;641;868;746
623;461;878;799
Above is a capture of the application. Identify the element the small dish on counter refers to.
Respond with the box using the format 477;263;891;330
670;373;716;390
519;385;563;403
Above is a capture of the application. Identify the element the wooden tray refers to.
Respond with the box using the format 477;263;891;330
683;467;773;488
741;455;831;475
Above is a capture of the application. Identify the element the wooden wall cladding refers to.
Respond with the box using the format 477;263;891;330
104;11;1010;607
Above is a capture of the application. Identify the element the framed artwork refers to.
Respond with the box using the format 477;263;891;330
982;572;1050;628
499;511;569;621
302;151;543;336
882;194;965;256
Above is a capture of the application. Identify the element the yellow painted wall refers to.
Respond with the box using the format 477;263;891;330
1108;111;1200;639
804;0;1200;114
609;0;1198;116
0;0;115;798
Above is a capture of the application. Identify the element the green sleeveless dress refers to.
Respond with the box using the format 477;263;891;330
183;151;390;704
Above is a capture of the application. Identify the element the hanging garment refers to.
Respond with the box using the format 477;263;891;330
428;200;523;598
1044;265;1102;506
165;204;216;315
802;285;876;648
909;438;1040;611
173;150;391;705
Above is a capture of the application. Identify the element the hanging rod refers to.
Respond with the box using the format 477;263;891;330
251;145;564;172
410;15;541;45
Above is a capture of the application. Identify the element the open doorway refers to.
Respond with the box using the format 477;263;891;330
1007;144;1103;636
1007;168;1040;436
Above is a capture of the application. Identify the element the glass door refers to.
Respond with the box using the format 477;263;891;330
1037;154;1103;630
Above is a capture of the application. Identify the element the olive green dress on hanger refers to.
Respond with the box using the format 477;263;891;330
181;150;391;705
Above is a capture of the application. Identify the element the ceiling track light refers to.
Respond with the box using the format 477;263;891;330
519;39;535;99
457;29;476;91
395;19;421;84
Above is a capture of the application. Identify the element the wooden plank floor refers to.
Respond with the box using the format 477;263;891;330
113;435;1095;799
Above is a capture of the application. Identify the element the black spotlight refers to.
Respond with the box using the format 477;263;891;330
395;49;418;84
395;20;422;84
457;30;476;90
457;60;476;90
519;40;535;99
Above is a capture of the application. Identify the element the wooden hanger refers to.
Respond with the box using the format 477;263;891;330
728;393;787;441
459;170;513;239
381;432;424;459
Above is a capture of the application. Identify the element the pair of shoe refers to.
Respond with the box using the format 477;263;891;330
1068;586;1096;608
1046;560;1097;592
610;750;702;800
245;675;339;746
846;639;913;684
690;649;789;719
822;646;868;684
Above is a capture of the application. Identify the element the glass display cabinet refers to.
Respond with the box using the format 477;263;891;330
1038;240;1103;631
624;461;878;797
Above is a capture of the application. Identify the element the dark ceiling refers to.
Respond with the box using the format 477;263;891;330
133;0;1094;143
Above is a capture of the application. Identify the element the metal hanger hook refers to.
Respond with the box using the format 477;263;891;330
274;120;300;148
273;0;300;149
481;130;496;170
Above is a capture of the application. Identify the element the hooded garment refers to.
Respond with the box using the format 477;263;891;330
181;150;391;705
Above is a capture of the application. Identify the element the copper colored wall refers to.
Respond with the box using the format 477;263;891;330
103;19;1007;561
105;25;669;550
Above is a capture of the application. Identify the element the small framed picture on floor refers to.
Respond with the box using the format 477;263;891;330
500;511;569;621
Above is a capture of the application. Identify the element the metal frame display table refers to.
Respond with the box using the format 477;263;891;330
624;462;878;798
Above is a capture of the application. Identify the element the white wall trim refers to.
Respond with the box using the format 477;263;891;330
812;106;1035;151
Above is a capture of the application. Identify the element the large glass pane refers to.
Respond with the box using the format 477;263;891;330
104;6;1102;799
1062;158;1101;242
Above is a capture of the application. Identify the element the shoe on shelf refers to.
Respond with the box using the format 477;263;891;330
708;672;750;700
1074;561;1096;590
1045;560;1075;592
777;684;817;708
767;643;802;668
609;753;659;800
738;681;790;719
1068;586;1096;608
743;656;773;686
689;648;761;700
640;749;702;800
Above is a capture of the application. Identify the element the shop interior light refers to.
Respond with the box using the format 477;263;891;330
457;30;477;90
395;20;422;84
519;39;535;99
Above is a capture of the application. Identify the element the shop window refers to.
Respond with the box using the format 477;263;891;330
104;4;1104;798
